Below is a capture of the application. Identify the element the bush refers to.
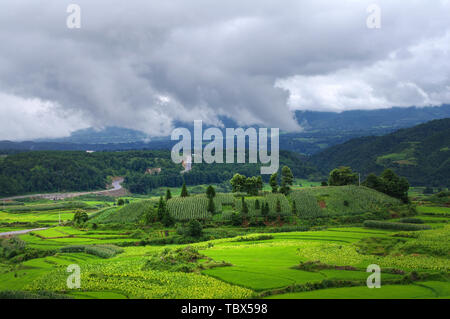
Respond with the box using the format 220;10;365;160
186;220;203;238
399;217;424;224
234;235;274;242
60;244;123;258
0;290;72;299
143;246;204;273
364;220;431;231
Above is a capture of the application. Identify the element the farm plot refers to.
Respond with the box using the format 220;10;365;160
18;227;137;250
234;194;291;217
26;255;254;299
167;195;214;221
200;228;404;291
265;283;446;299
290;186;401;218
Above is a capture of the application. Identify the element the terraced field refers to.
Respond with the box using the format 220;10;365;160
0;190;448;299
1;224;447;299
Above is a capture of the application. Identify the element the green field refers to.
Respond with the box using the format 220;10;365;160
266;282;448;299
0;186;448;299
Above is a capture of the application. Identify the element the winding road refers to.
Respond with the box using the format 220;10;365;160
0;228;48;237
0;178;125;201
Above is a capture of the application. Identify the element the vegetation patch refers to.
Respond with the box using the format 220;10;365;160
60;244;123;259
292;260;357;272
233;235;274;242
143;246;231;273
0;290;72;299
364;220;431;231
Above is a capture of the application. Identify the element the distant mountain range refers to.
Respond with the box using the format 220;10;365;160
34;127;150;144
1;104;449;155
311;118;450;186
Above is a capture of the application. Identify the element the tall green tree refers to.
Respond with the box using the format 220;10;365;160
269;173;278;193
363;169;410;203
362;173;383;192
230;173;246;192
328;167;358;186
206;185;216;199
73;210;88;225
380;169;409;203
276;199;281;213
165;189;172;201
187;220;203;237
180;182;189;197
143;206;157;225
207;197;215;213
157;196;166;220
245;176;262;196
280;166;294;195
161;210;174;227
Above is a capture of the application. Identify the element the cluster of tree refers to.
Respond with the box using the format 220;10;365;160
206;185;216;213
363;169;410;203
232;197;286;226
176;220;203;238
269;166;294;195
326;166;410;203
116;198;130;206
0;150;172;197
142;195;174;227
0;149;318;197
73;210;89;226
157;196;175;227
230;174;263;195
119;150;318;195
328;167;358;186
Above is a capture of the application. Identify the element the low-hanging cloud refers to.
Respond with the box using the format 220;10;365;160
0;0;449;140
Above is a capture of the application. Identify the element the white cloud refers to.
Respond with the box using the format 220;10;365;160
0;93;87;140
277;32;450;112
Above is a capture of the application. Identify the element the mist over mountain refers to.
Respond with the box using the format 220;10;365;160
2;105;448;155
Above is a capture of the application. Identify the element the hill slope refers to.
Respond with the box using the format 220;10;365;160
311;118;450;186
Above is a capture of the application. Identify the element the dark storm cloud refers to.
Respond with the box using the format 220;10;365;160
0;0;449;140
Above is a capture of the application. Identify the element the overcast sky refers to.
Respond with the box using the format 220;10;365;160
0;0;449;140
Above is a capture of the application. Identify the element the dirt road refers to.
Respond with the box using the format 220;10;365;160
0;228;48;237
0;178;126;201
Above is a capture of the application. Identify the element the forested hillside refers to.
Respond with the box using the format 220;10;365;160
0;150;319;197
311;118;450;186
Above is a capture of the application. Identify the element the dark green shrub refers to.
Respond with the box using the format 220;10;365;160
60;244;123;258
364;220;431;231
0;290;72;299
399;217;424;224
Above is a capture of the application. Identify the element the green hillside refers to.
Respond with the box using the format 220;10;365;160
91;186;400;225
311;118;450;186
289;186;400;218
